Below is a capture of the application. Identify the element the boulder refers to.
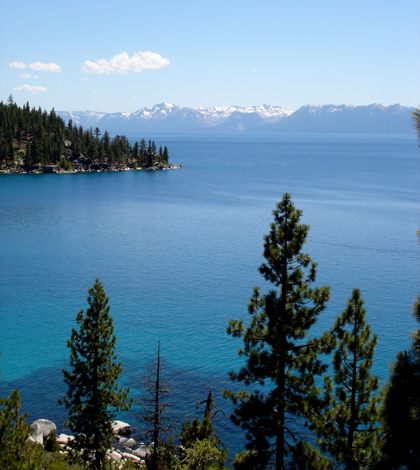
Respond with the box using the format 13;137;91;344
57;434;74;444
29;423;43;445
108;450;122;461
122;438;137;449
32;419;57;438
112;420;131;436
132;444;152;458
122;453;141;463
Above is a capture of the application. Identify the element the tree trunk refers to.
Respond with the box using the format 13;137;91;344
152;342;161;470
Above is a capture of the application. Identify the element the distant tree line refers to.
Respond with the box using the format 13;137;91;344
0;97;169;170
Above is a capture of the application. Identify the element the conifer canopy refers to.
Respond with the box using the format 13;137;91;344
61;279;132;469
223;193;330;470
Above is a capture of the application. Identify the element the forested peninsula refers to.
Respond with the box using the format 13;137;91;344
0;97;181;174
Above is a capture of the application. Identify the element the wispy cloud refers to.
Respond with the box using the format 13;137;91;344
19;73;31;79
29;62;61;72
252;69;257;72
14;84;47;94
82;51;170;74
10;62;27;69
33;75;42;79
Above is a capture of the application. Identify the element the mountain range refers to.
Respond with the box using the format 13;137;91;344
57;103;415;134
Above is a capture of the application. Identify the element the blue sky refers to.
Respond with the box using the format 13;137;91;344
1;0;419;112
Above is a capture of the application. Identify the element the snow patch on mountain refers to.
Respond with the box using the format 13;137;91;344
56;103;415;134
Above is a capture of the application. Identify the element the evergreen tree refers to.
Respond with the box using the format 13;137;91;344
377;108;420;470
60;279;133;470
223;194;331;470
379;348;420;469
163;146;169;163
309;289;380;470
0;358;43;470
175;418;228;469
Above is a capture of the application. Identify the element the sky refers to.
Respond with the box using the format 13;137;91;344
1;0;419;113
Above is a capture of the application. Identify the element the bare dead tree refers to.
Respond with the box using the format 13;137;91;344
196;389;227;421
136;341;175;470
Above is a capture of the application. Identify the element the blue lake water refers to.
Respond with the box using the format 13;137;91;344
0;132;419;456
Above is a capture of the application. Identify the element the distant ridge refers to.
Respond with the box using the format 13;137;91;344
57;103;415;134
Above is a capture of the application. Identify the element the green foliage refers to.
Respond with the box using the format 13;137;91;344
0;101;170;169
60;279;133;470
378;350;420;469
378;290;420;469
412;106;420;142
0;388;43;469
45;431;60;453
59;157;72;170
175;418;227;469
223;193;331;469
175;439;226;470
42;451;85;469
309;289;380;469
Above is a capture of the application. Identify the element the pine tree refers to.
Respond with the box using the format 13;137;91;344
309;289;380;470
223;193;331;470
377;108;420;470
0;357;43;470
176;418;228;469
60;279;133;470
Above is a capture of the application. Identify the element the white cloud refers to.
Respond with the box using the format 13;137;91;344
10;62;27;69
93;90;97;93
20;73;31;79
14;84;47;94
33;75;42;79
82;77;88;80
29;62;61;72
133;96;138;99
252;69;257;72
82;51;170;74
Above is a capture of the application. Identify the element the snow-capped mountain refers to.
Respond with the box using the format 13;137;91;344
57;103;415;134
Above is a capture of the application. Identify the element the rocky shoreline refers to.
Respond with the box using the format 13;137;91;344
28;418;152;467
0;161;181;175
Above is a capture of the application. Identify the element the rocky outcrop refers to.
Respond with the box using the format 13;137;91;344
0;149;181;175
32;419;57;438
112;420;132;436
26;418;147;467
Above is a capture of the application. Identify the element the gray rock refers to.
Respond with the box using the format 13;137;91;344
123;438;137;449
109;450;122;461
112;420;131;436
29;423;43;444
122;453;141;463
32;419;57;438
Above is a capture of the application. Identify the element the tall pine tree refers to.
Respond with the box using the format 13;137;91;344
61;279;132;470
223;193;330;470
309;289;380;470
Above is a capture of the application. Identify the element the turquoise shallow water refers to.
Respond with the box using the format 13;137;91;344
0;132;419;455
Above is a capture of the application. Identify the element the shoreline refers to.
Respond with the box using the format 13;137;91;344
0;162;182;175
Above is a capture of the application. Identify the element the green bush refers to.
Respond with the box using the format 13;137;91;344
44;431;60;453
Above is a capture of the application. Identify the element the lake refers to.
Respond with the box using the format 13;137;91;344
0;132;419;456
